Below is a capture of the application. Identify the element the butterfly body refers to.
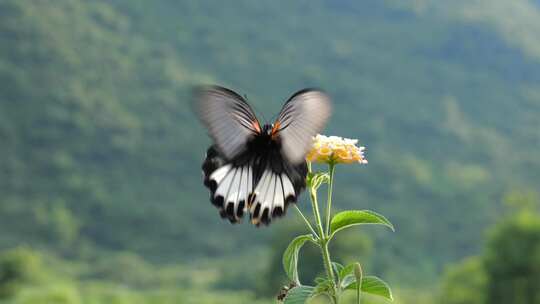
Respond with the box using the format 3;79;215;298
195;86;331;226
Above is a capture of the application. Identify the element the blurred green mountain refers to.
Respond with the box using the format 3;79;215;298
1;0;540;288
439;192;540;304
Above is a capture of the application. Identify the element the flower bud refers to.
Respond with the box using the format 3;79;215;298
354;262;363;283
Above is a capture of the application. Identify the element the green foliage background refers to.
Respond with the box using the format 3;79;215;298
1;0;540;303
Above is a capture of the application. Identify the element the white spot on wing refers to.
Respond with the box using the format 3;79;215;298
215;167;236;198
250;170;295;223
252;170;272;213
210;164;232;184
226;167;242;204
281;173;296;200
262;173;276;210
274;176;284;209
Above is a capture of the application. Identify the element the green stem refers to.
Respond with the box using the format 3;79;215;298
325;163;336;236
321;238;337;297
307;161;339;303
309;189;326;246
356;275;362;304
309;188;337;302
293;204;318;238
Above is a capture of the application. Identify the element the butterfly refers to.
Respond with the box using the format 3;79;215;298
194;86;331;226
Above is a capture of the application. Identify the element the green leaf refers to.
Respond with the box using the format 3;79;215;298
282;235;315;283
308;172;329;190
313;277;333;295
339;264;355;280
284;286;315;304
306;172;315;188
344;276;393;301
332;262;344;278
331;262;344;286
330;210;394;237
340;274;356;289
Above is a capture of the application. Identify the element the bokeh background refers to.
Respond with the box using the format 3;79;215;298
1;0;539;303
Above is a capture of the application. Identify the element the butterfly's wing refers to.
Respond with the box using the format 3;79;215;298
272;89;332;164
194;85;261;161
248;156;307;226
196;86;261;223
198;87;330;226
203;145;305;226
202;145;255;223
247;89;331;225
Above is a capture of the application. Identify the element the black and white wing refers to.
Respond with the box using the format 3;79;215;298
203;146;254;223
248;161;307;226
198;87;330;227
273;89;332;164
194;85;261;161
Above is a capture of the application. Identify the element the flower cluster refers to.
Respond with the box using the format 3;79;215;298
306;134;367;165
